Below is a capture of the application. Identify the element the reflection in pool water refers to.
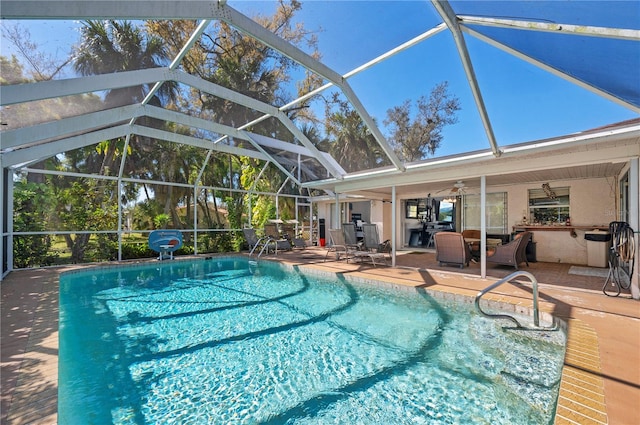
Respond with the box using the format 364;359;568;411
59;258;565;424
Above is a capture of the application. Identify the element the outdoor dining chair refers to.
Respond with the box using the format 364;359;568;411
486;231;532;269
434;232;472;268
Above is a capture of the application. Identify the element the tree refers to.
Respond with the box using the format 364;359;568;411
72;20;182;221
55;178;119;263
384;81;460;162
146;1;324;235
74;20;175;107
12;180;58;268
74;20;178;178
1;23;73;81
38;20;182;261
147;0;320;127
325;94;389;173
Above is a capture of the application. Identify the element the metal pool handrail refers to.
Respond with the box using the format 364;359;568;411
475;271;540;328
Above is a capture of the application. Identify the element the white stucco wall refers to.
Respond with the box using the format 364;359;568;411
500;177;616;265
317;176;619;265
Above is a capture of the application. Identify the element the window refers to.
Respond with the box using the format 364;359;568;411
528;186;570;224
405;199;428;219
462;193;508;234
438;200;455;222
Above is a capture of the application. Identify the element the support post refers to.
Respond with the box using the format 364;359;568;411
630;158;639;299
480;175;487;278
392;186;397;267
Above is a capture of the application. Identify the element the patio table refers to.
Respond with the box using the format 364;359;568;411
464;237;502;247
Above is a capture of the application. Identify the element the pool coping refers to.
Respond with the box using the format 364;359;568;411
2;255;608;424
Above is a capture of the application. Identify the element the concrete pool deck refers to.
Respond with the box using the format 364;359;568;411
2;249;639;424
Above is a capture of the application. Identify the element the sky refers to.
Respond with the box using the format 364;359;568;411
1;0;638;159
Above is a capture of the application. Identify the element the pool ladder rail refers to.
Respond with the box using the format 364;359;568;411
249;235;279;257
475;271;551;329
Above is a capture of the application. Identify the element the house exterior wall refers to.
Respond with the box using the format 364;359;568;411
317;176;617;265
492;177;615;265
369;200;386;241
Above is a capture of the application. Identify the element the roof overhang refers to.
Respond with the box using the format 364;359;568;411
305;119;640;198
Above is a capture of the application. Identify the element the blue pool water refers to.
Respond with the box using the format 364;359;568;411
59;258;565;424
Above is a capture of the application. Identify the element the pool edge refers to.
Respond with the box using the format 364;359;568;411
2;256;608;425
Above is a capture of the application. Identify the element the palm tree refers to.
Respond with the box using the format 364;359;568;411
74;20;175;107
73;20;179;179
60;21;179;259
326;100;388;173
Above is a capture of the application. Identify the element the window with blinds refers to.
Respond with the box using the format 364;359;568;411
462;192;508;234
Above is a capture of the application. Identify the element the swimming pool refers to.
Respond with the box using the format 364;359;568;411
59;257;565;424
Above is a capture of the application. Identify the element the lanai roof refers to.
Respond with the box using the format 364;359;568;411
1;0;639;197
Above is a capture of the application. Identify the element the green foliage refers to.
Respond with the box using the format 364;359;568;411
75;20;176;106
132;199;163;230
384;81;461;161
55;179;119;263
12;180;58;268
224;195;245;251
251;195;276;229
83;234;118;262
154;213;171;229
197;233;233;254
120;241;195;260
325;94;388;172
0;55;30;85
120;242;156;260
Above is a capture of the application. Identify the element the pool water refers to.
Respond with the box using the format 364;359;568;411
59;258;565;424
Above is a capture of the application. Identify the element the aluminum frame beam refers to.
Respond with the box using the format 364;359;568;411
3;125;131;167
431;0;501;157
243;132;301;185
1;104;143;150
462;25;640;114
1;0;403;173
458;16;640;41
1;68;344;178
0;1;224;19
130;125;269;161
0;68;171;106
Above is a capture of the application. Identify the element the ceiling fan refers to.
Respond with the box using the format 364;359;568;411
433;181;467;202
450;181;467;193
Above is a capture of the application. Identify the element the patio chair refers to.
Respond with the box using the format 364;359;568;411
242;228;275;256
354;223;389;266
486;231;532;269
342;223;363;250
325;228;355;261
281;223;306;249
263;223;292;251
434;232;472;268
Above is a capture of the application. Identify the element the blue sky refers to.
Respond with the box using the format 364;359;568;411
2;1;638;158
